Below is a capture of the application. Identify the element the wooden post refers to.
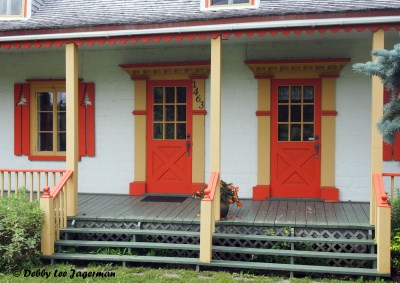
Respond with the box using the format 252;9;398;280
370;29;384;224
199;200;213;263
66;43;79;216
40;187;55;256
210;35;222;220
377;206;391;274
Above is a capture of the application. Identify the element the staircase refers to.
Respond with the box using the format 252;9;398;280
42;218;383;278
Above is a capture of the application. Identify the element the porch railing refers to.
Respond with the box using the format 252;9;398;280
199;171;220;263
0;169;65;201
40;170;73;256
371;172;392;274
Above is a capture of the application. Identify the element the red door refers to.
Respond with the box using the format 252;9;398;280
271;79;321;198
146;80;193;194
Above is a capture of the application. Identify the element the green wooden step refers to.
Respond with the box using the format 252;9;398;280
56;240;199;251
43;253;199;265
213;233;375;245
204;260;383;277
60;228;200;237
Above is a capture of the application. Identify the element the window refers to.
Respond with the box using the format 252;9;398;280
202;0;258;9
0;0;25;16
14;80;95;160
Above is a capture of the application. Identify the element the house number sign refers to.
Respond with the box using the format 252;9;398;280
192;80;205;110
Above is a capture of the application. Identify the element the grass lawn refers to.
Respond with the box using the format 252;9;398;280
0;264;393;283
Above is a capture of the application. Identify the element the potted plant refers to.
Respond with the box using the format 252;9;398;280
193;180;242;219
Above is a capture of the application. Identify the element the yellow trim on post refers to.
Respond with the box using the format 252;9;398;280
199;200;213;263
65;43;78;216
40;194;55;256
321;77;336;187
370;29;385;224
134;80;147;182
192;79;206;185
257;78;271;186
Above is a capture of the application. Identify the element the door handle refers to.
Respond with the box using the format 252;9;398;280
186;134;191;156
314;135;320;159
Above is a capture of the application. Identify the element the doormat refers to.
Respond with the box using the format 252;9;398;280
141;196;187;203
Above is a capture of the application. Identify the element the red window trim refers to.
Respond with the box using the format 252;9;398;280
14;81;95;161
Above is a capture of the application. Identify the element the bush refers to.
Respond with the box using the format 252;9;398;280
0;189;43;272
392;189;400;231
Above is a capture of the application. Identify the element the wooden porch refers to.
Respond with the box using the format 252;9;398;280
75;193;371;229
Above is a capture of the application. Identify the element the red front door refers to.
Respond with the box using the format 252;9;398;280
146;80;193;194
271;79;321;198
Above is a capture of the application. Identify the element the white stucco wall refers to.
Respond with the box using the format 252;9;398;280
0;36;396;201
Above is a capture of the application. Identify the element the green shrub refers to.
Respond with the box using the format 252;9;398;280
0;189;43;272
392;189;400;231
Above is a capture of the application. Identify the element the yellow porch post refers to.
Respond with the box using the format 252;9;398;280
40;187;55;255
199;35;222;263
210;35;222;220
66;43;79;216
370;29;384;225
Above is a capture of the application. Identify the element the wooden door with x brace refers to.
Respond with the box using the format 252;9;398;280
146;80;193;194
271;79;321;198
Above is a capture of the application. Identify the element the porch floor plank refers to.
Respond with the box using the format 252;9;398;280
324;202;339;227
305;202;317;227
275;201;288;226
243;200;262;224
314;202;327;226
341;202;360;227
72;194;373;229
285;201;297;226
351;203;370;225
295;202;306;227
333;203;350;228
253;201;270;225
264;201;279;225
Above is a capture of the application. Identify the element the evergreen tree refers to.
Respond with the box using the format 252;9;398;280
353;43;400;143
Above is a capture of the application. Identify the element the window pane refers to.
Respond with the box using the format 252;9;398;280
176;124;186;140
153;87;163;103
38;92;53;111
177;106;186;122
10;0;21;15
303;86;314;103
58;133;66;151
278;86;289;103
177;87;186;103
211;0;228;5
57;113;66;131
153;105;163;121
165;105;175;121
278;124;288;141
153;123;163;139
290;124;301;141
233;0;249;3
290;86;302;103
303;125;314;141
38;133;53;151
278;105;288;122
290;105;301;122
165;123;174;139
38;113;53;131
303;105;314;122
57;92;66;111
165;87;175;103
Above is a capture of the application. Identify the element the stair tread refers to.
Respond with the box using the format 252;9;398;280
212;233;375;245
212;246;376;260
205;260;383;276
44;253;199;264
56;240;199;250
61;227;200;236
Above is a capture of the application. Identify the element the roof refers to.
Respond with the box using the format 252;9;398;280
0;0;399;32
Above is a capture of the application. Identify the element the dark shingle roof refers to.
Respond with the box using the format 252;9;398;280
1;0;399;32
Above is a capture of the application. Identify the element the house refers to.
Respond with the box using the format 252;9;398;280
0;0;399;277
